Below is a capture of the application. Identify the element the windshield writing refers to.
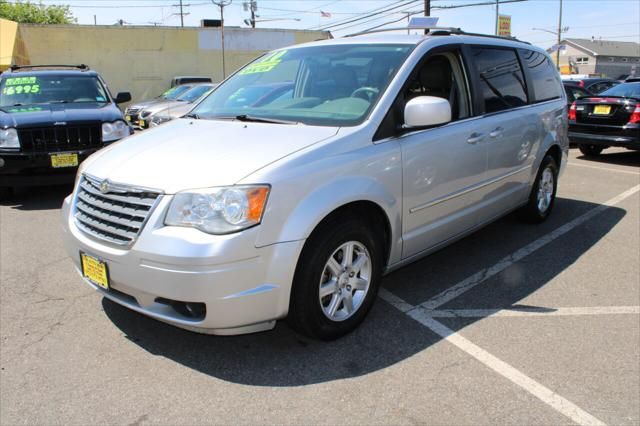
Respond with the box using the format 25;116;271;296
0;75;109;107
192;44;414;126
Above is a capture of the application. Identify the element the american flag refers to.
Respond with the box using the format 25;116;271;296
320;11;332;18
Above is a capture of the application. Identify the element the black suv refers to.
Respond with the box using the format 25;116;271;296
0;64;132;194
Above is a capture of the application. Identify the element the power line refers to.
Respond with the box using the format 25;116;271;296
351;0;528;34
306;0;417;30
316;0;421;30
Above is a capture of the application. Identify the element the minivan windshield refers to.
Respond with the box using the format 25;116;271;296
0;74;109;107
599;82;640;99
191;44;414;126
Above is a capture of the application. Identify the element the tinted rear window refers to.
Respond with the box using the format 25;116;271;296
520;49;563;102
471;47;528;113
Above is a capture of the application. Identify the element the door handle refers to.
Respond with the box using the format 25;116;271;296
466;133;484;145
489;127;504;138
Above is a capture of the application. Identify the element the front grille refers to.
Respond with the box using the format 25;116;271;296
74;175;161;245
125;107;141;119
18;124;102;153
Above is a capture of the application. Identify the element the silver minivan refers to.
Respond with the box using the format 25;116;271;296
61;28;568;340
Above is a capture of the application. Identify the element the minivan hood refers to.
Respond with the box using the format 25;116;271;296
0;102;123;128
84;118;339;193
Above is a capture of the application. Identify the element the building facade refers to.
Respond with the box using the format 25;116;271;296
0;19;330;103
551;38;640;78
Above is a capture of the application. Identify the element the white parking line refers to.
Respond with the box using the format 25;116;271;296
428;306;640;318
569;162;640;176
421;184;640;311
378;290;607;425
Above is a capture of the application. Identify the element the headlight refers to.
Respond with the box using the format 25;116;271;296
151;115;172;126
102;120;129;142
0;128;20;149
165;185;270;234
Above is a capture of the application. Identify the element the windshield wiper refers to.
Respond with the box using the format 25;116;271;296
49;100;69;104
183;113;200;119
235;114;298;125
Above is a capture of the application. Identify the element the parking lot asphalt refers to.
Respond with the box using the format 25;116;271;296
1;148;638;425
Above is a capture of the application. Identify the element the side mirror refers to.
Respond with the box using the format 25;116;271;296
404;96;451;128
114;92;132;104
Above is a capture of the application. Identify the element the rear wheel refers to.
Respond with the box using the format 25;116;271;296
518;155;558;223
288;216;383;340
579;144;604;156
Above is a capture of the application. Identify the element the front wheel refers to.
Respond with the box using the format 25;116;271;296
579;144;604;156
518;155;558;223
288;217;383;340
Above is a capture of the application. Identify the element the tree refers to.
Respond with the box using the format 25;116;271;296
0;0;75;24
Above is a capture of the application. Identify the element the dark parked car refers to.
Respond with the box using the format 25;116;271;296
563;78;619;94
170;76;212;87
124;84;195;128
568;81;640;156
563;81;592;104
0;64;132;196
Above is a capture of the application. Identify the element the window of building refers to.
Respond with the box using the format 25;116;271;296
471;47;528;113
576;57;590;64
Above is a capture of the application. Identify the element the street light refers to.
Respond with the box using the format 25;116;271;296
532;0;568;71
212;0;232;79
244;17;301;26
532;25;569;71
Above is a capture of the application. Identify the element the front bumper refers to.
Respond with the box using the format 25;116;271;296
0;148;100;187
61;194;304;335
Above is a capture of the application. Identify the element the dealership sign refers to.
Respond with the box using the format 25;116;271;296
498;15;511;37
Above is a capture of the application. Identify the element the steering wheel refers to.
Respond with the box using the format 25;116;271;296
350;87;379;102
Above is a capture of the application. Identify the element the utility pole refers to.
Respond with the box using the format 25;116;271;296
251;0;256;28
495;0;499;35
424;0;430;34
93;14;97;25
557;0;563;71
212;0;232;79
179;0;184;27
243;1;257;28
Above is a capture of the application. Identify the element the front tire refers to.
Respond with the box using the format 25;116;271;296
579;144;604;156
518;155;558;223
288;216;383;340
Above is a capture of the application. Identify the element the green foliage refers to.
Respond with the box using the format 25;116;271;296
0;0;76;24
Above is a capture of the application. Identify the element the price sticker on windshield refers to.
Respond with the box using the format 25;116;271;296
239;50;287;75
2;76;40;95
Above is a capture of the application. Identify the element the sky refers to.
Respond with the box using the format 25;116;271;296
24;0;640;49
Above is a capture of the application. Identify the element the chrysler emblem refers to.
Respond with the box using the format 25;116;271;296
99;180;111;194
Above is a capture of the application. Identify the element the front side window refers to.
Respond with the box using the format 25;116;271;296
0;74;109;107
520;49;563;102
403;51;471;121
192;44;414;126
471;47;528;114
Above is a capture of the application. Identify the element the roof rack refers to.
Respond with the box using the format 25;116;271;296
9;64;90;72
345;26;529;44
